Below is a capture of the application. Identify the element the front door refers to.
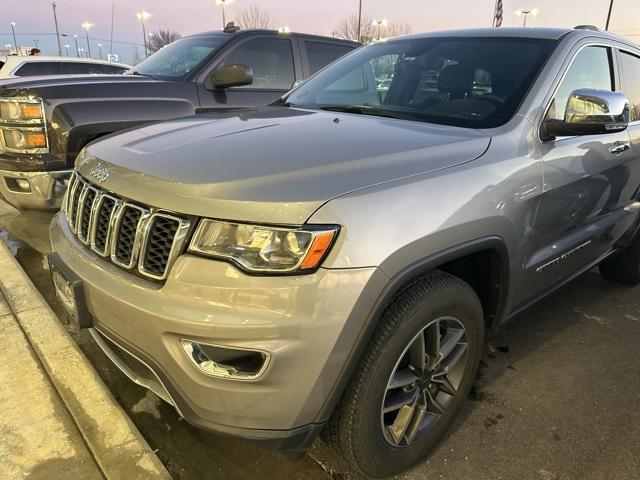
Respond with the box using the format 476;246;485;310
520;44;638;302
197;36;298;111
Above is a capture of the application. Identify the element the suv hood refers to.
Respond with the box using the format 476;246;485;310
78;107;490;225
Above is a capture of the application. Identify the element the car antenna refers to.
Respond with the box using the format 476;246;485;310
224;22;241;33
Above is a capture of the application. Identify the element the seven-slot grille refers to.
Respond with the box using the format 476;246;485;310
64;172;190;280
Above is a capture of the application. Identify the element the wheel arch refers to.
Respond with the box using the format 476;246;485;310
315;235;509;424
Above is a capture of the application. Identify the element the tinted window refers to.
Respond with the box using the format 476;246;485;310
103;64;127;74
620;51;640;122
219;38;295;90
287;37;557;129
132;35;227;80
546;46;613;120
15;62;62;76
305;41;354;75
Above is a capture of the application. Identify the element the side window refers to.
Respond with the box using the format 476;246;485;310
15;62;62;76
620;51;640;122
305;41;354;75
218;38;295;90
104;65;127;74
62;63;92;74
546;46;613;120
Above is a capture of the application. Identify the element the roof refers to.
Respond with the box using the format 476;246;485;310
185;29;361;46
0;55;130;68
395;27;638;45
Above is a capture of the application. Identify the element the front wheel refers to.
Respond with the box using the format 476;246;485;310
327;271;484;478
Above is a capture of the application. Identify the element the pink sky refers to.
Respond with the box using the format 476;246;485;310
3;0;639;62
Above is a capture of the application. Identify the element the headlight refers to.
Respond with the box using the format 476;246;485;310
2;128;47;150
189;220;338;273
0;97;48;154
0;101;44;121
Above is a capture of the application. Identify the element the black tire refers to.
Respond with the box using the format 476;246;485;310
599;235;640;285
327;271;484;478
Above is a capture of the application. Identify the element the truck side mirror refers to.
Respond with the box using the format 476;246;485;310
541;88;629;141
205;64;253;90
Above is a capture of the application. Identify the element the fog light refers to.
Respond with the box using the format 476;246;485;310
5;177;32;193
180;340;269;380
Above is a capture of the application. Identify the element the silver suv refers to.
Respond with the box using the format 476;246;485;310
49;27;640;477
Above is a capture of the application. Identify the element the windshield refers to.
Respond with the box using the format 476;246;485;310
286;37;557;128
130;35;227;80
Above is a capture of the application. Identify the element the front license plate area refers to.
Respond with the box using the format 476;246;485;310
48;253;92;329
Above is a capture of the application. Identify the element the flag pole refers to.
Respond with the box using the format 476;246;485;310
492;0;498;27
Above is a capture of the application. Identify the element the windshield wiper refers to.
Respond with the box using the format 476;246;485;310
316;105;421;121
130;71;155;79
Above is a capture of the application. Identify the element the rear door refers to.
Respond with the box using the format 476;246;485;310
300;40;357;77
618;47;640;193
519;43;638;303
196;35;300;110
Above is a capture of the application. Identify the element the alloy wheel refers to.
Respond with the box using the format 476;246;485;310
381;316;469;447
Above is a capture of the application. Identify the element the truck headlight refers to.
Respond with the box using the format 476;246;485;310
0;97;48;153
0;101;44;121
189;220;338;273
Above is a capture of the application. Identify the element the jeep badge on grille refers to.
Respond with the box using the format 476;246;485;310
89;163;110;183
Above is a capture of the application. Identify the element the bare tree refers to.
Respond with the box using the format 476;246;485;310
335;14;375;43
148;29;182;54
334;14;413;43
238;5;273;29
386;22;413;38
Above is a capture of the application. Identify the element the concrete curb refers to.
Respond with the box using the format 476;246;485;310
0;238;172;480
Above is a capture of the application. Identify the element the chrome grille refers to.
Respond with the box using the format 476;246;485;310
64;172;190;281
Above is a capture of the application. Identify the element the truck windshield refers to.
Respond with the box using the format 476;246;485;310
129;35;227;80
286;37;557;128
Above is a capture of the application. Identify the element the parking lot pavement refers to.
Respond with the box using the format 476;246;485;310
2;200;640;480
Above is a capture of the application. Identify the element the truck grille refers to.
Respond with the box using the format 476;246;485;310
64;172;190;281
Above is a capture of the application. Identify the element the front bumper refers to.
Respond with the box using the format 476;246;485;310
50;212;385;451
0;169;71;209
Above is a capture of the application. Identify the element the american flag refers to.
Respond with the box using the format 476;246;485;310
494;0;504;27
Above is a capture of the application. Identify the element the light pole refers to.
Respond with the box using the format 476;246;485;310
215;0;234;29
515;8;538;27
81;22;93;58
10;22;18;52
64;44;70;56
33;39;40;49
73;34;80;57
357;0;363;43
372;18;388;40
136;11;151;57
78;47;85;58
97;43;103;59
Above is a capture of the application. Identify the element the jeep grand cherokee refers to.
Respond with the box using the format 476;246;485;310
49;27;640;477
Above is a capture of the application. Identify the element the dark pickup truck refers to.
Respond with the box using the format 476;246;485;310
0;27;358;209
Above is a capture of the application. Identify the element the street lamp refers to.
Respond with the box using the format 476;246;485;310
73;34;80;57
136;11;151;57
215;0;234;29
372;18;388;40
97;43;103;59
515;8;538;27
10;22;18;53
64;44;70;56
81;22;93;58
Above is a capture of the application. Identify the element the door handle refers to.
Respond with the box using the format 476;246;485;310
610;143;631;155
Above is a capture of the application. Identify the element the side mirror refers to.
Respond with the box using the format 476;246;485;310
541;88;629;141
205;64;253;90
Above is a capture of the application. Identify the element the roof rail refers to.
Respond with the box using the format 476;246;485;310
574;25;599;31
